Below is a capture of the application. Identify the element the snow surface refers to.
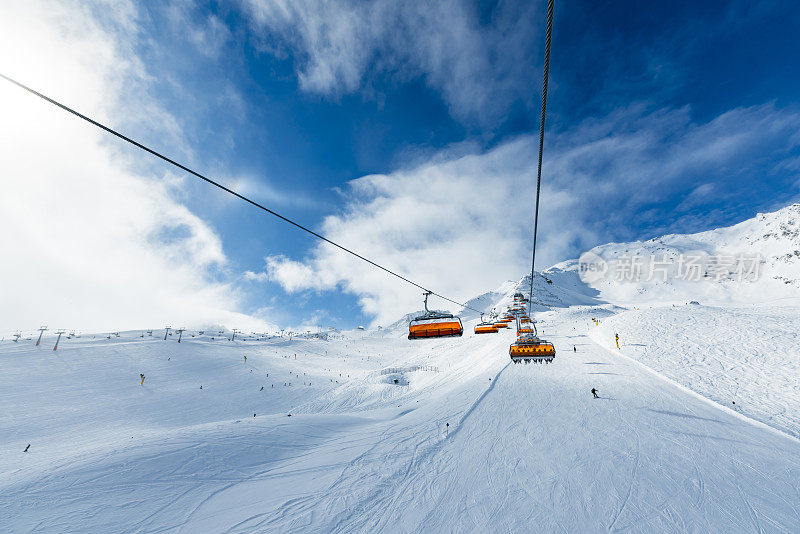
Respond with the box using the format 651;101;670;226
549;203;800;306
3;306;800;532
592;304;800;439
3;204;800;531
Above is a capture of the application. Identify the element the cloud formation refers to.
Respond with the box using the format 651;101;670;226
254;102;800;326
0;1;271;333
241;0;542;125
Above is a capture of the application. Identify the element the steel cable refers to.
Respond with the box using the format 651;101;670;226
0;72;483;314
527;0;555;318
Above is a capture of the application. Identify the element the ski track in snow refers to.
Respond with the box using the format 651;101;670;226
592;305;800;439
2;305;800;532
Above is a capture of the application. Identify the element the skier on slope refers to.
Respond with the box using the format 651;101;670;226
591;388;599;399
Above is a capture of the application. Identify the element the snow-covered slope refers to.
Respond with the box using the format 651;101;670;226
452;271;607;321
3;308;800;532
549;203;800;306
591;304;800;439
3;204;800;532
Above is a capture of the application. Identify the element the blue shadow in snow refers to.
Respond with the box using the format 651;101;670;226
648;408;728;425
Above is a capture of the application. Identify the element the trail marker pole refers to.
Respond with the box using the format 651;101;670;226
53;330;65;351
35;326;47;346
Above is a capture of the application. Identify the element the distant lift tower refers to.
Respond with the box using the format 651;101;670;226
53;330;66;351
35;326;47;346
164;326;172;340
176;328;186;343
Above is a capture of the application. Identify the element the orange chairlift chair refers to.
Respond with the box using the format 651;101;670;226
474;314;499;334
510;314;555;364
408;291;464;340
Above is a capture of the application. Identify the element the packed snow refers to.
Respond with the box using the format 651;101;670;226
592;304;800;439
549;203;800;307
3;204;800;532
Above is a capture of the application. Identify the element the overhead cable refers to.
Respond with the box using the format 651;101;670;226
0;72;482;314
527;0;555;316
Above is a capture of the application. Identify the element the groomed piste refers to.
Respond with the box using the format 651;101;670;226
3;270;800;532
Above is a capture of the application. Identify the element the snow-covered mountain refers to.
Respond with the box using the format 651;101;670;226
427;203;800;322
547;203;800;306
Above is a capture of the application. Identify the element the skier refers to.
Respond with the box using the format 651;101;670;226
591;388;599;399
573;345;576;352
140;373;145;385
615;333;620;349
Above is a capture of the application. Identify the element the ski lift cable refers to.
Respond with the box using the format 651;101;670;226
0;72;482;314
527;0;554;318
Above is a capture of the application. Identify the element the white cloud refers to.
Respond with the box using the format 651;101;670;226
230;175;323;209
165;6;232;60
243;270;269;282
0;1;272;333
240;0;541;125
265;255;324;292
675;183;717;211
251;102;800;326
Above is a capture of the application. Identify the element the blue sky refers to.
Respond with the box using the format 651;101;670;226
3;0;800;331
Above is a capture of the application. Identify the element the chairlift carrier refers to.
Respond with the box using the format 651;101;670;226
474;313;499;334
510;315;555;364
408;291;463;340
